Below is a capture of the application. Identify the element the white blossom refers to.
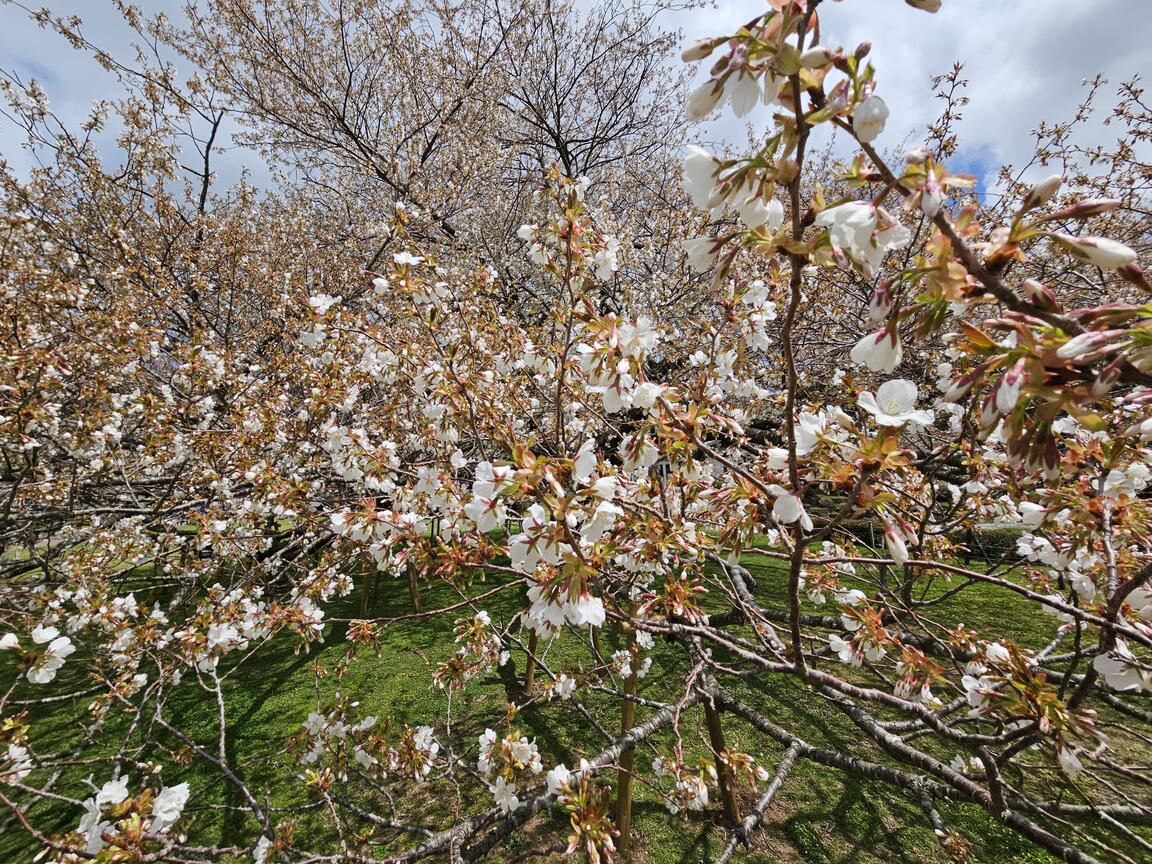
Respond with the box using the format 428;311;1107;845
1093;641;1151;692
95;777;130;808
857;379;933;427
685;79;723;120
816;202;910;276
27;635;75;685
683;236;719;272
725;71;761;118
547;763;572;796
150;782;190;833
850;328;903;372
767;485;813;531
490;776;520;814
852;95;889;143
681;145;718;209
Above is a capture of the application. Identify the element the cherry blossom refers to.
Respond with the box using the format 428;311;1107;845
1;2;1149;862
490;776;520;814
767;485;814;532
685;79;723;120
547;763;572;796
1093;641;1152;692
849;327;904;372
852;94;889;142
816;201;910;276
857;379;934;427
150;782;190;833
26;634;75;685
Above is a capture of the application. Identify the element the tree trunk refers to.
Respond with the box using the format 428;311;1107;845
523;630;538;691
615;614;639;854
704;698;741;825
407;558;421;612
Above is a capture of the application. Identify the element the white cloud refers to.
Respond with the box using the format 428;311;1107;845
0;0;261;187
671;0;1150;191
2;0;1146;197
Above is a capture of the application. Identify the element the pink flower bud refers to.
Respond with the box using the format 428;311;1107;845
849;327;903;372
942;370;980;403
883;520;910;565
1047;198;1122;221
800;45;834;68
1050;233;1138;269
978;392;999;430
919;173;943;218
867;281;894;324
1055;329;1127;361
1092;357;1124;397
681;38;721;62
1018;278;1060;312
1117;263;1152;292
728;42;749;70
1021;174;1062;212
994;359;1027;414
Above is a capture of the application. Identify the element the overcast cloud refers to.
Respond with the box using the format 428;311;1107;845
1;0;1148;195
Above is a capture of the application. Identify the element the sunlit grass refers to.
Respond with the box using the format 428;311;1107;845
3;551;1122;863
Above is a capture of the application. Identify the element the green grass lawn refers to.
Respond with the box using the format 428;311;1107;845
1;550;1141;863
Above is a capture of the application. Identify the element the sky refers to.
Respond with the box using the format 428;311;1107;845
0;0;266;187
0;0;1148;195
674;0;1152;195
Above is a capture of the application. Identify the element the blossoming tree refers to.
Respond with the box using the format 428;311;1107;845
1;0;1150;863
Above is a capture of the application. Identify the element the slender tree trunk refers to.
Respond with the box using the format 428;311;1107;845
615;614;639;854
407;558;421;612
704;698;741;825
360;556;380;615
523;630;538;691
